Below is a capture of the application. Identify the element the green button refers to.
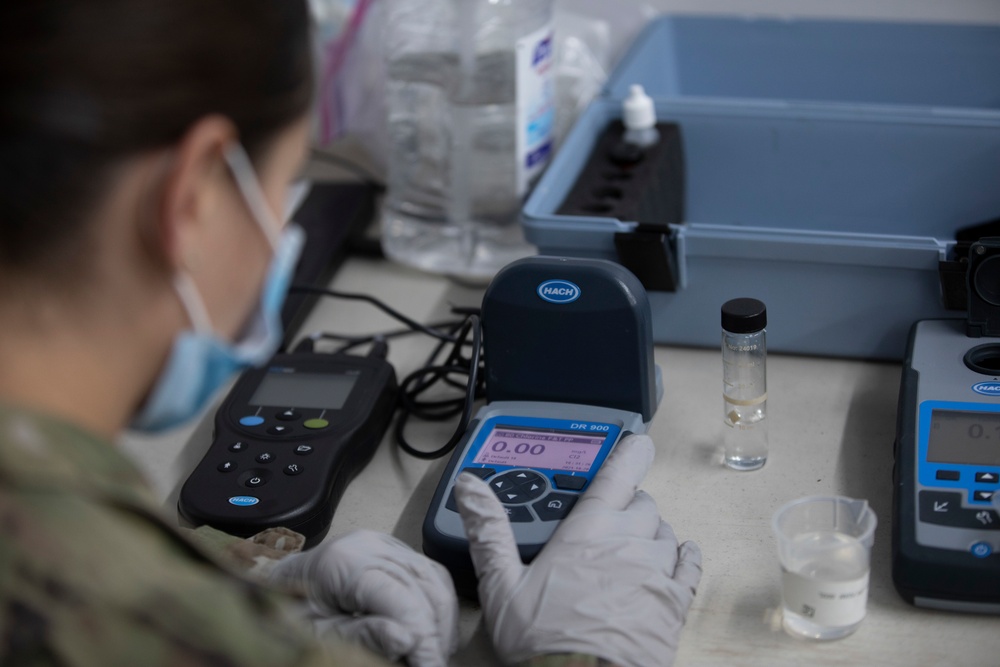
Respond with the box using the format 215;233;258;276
303;418;329;430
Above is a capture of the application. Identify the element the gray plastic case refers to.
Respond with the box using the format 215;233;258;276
522;16;1000;359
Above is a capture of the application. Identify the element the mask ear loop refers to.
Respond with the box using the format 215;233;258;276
173;272;215;336
222;144;282;250
166;147;268;341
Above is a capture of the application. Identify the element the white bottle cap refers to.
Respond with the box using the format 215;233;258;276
622;84;656;131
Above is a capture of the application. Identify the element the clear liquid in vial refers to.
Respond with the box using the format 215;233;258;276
723;398;767;470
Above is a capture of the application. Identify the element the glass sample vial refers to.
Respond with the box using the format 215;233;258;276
721;298;768;471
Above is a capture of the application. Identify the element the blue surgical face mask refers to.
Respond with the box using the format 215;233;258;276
130;144;305;433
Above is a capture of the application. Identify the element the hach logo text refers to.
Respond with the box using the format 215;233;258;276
537;280;581;304
972;382;1000;397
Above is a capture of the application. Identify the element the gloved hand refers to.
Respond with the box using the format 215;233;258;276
268;529;459;667
453;434;702;667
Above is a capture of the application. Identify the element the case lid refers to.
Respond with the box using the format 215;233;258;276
482;256;657;421
603;16;1000;113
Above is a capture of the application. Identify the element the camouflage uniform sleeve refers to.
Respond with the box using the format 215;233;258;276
181;524;307;581
515;655;624;667
0;487;393;667
0;405;392;667
2;492;280;665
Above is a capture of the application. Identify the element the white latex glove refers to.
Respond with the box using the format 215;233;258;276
453;434;702;667
269;529;459;667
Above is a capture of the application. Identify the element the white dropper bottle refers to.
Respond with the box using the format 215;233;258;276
622;84;659;147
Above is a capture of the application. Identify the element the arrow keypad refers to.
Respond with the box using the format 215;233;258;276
490;470;548;505
445;467;591;526
919;491;1000;530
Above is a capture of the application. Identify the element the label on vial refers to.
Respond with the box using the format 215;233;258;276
723;393;767;407
781;570;869;627
515;22;555;195
724;341;760;353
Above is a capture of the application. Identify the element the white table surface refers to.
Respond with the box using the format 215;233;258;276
120;252;1000;666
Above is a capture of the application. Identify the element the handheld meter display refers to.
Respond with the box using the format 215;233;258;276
179;352;397;546
424;401;646;571
893;320;1000;612
422;257;660;591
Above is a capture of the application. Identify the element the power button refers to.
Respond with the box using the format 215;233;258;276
970;541;993;558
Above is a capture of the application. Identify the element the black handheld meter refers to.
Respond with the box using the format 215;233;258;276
893;239;1000;612
423;257;660;590
179;351;397;546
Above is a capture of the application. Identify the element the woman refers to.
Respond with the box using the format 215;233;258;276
0;1;701;666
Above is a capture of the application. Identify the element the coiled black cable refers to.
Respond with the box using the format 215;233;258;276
289;284;484;459
394;315;485;459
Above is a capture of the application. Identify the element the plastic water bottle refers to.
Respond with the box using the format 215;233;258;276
721;298;768;471
381;0;555;283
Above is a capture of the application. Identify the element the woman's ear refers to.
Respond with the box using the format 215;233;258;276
153;115;239;272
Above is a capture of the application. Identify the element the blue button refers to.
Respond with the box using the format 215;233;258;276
228;496;259;507
970;541;992;558
239;416;265;427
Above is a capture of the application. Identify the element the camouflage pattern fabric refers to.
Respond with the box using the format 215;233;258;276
0;403;611;667
183;525;307;578
0;404;383;667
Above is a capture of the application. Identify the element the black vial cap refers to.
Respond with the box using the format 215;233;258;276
722;298;767;334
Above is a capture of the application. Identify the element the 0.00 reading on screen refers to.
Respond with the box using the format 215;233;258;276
472;426;607;472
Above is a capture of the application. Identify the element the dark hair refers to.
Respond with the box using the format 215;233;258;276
0;0;313;275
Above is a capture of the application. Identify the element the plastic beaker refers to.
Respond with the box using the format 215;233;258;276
771;496;877;640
